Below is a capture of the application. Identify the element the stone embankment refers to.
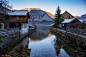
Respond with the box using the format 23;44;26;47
50;28;86;49
0;27;36;53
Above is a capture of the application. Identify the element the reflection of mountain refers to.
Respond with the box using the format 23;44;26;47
29;26;50;40
29;33;52;42
46;33;52;38
29;28;50;40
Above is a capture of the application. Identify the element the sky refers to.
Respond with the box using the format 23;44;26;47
8;0;86;16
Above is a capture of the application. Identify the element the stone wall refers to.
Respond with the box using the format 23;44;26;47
66;28;86;36
51;28;86;49
0;28;36;52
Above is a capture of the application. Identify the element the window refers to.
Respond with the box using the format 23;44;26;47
69;16;70;18
62;16;64;18
16;17;19;20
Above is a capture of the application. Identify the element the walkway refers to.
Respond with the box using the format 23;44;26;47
61;28;86;38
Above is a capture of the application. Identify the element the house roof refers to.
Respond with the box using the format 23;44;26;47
62;18;79;23
8;10;28;16
61;11;74;18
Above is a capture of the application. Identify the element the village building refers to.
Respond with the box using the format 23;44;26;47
7;10;30;29
0;0;30;30
61;11;74;19
0;0;12;29
61;18;81;30
8;10;29;23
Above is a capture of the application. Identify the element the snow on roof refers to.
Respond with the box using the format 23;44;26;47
8;10;28;16
62;18;76;23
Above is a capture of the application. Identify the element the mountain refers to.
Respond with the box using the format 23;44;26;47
74;16;80;18
29;8;42;11
29;10;54;22
76;14;86;23
76;14;86;20
20;8;54;19
28;10;54;26
46;11;55;19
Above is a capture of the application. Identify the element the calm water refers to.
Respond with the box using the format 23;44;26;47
28;26;57;57
8;26;85;57
26;26;70;57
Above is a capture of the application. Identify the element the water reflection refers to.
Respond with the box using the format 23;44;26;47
28;26;57;57
54;36;70;57
28;26;86;57
7;26;85;57
29;34;57;57
29;26;50;40
54;34;86;57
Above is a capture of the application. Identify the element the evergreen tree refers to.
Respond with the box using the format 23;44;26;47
53;6;64;28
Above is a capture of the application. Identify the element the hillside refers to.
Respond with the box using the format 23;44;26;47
76;14;86;20
46;11;55;19
20;8;54;19
29;10;54;22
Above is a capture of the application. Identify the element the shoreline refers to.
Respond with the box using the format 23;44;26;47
50;27;86;49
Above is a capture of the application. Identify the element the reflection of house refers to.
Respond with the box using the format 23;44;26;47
8;10;29;23
61;11;74;19
61;18;81;29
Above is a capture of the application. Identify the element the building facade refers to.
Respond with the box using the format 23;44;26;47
61;11;74;19
61;18;81;30
8;10;29;23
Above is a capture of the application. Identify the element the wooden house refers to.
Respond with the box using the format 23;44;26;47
8;10;29;23
8;10;30;29
61;18;81;30
61;11;74;19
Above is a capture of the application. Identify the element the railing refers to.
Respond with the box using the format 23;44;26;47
0;27;29;46
0;31;19;46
